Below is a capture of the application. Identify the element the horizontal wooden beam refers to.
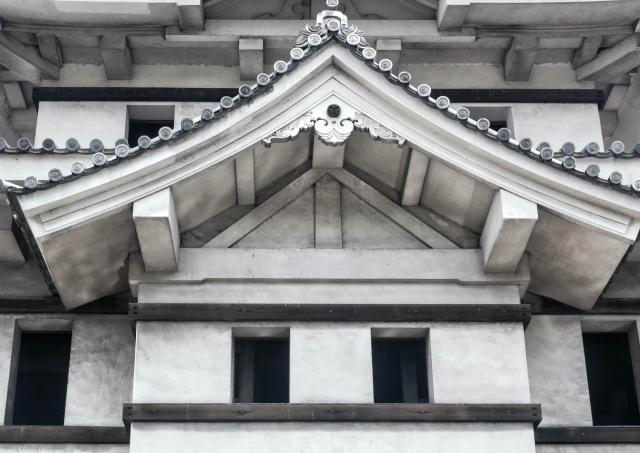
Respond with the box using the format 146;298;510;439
129;303;531;323
535;427;640;444
123;403;541;425
0;294;130;314
0;426;128;444
526;293;640;315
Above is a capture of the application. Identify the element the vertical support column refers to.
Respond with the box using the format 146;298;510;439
504;36;538;82
401;149;429;206
235;149;256;206
314;175;342;248
177;0;204;31
437;0;470;30
132;188;180;272
312;135;345;168
100;35;133;80
239;38;264;82
375;39;402;70
480;189;538;273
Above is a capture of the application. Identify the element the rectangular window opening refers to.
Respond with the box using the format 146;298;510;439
126;105;174;147
9;331;72;426
233;333;289;403
583;331;640;426
372;335;429;403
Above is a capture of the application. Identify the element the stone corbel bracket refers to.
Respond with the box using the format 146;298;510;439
262;105;406;148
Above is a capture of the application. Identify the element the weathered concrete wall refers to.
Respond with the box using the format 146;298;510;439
130;422;535;453
132;322;231;403
0;315;133;427
65;317;135;426
430;323;531;403
525;316;592;427
290;326;373;403
132;321;530;405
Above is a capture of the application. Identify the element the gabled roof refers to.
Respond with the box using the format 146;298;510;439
2;0;640;197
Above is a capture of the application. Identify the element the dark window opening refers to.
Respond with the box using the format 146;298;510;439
583;332;640;425
11;332;71;425
234;338;289;403
128;119;173;146
372;338;428;403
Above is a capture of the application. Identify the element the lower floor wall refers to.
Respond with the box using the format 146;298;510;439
537;447;640;452
130;422;536;453
0;446;127;452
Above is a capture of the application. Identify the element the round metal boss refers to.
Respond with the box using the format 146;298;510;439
476;118;490;131
115;144;129;158
89;139;104;153
540;147;554;161
257;73;271;86
586;164;600;178
66;138;80;152
327;19;340;32
159;126;173;140
137;135;152;149
519;138;533;152
456;107;470;121
397;71;411;84
609;140;625;155
220;96;234;109
238;85;252;98
346;33;361;46
536;141;551;151
181;118;194;131
497;128;511;142
42;138;56;152
115;138;129;147
561;142;575;156
584;142;599;155
633;179;640;193
562;156;576;170
24;176;38;189
17;137;31;152
416;84;431;98
307;34;322;47
71;162;85;175
378;59;393;72
92;152;107;166
48;168;63;182
361;47;376;60
436;96;450;110
609;171;623;184
201;108;215;121
327;104;341;118
274;60;288;74
290;47;304;61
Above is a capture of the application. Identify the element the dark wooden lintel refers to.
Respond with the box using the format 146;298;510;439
129;303;531;323
527;293;640;315
0;426;129;444
536;427;640;444
0;294;131;314
123;403;542;426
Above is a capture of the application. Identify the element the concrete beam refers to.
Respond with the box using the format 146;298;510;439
375;39;402;70
177;0;204;32
401;149;429;206
133;188;180;272
437;0;470;30
573;35;602;68
312;136;345;169
0;31;59;84
480;190;538;273
166;20;475;46
577;34;640;82
100;35;133;80
504;37;538;82
239;38;263;82
235;149;255;206
314;175;342;249
36;33;63;68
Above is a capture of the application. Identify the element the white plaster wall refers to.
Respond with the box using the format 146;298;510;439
525;316;592;426
130;422;536;453
34;102;128;149
65;317;135;426
132;322;232;403
430;323;531;403
0;317;16;420
537;446;640;453
290;326;373;403
0;446;128;453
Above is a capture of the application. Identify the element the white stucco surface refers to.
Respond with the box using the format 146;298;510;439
130;422;536;453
